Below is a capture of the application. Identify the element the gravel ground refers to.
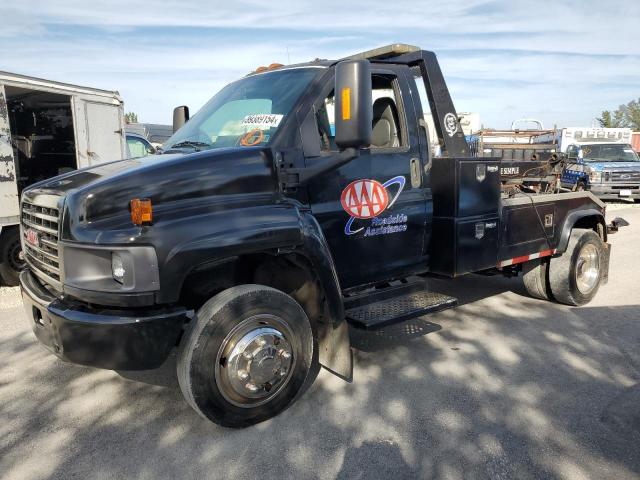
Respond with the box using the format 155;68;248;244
0;206;638;480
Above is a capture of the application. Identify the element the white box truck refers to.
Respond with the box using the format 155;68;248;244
0;72;127;285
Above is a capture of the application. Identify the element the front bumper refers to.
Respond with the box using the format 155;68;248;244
589;183;640;200
20;269;189;370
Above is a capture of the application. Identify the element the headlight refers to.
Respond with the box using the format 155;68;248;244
59;243;159;293
589;171;602;182
112;252;126;284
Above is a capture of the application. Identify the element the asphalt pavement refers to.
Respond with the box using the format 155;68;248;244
1;205;639;480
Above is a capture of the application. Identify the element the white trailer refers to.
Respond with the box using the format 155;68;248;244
0;72;127;285
532;126;632;152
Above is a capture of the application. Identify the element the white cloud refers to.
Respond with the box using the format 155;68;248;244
1;0;638;127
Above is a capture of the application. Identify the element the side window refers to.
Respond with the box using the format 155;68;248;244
411;70;440;157
127;137;154;157
566;145;578;160
316;73;407;152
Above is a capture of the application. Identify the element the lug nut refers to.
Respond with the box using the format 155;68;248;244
238;370;249;380
279;349;291;359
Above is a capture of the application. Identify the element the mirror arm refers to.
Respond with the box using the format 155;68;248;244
277;148;359;189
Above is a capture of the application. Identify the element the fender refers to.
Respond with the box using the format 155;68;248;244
158;203;303;303
297;211;352;380
159;203;352;379
557;207;606;253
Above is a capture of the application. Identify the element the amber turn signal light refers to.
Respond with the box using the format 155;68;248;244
341;87;351;121
130;198;152;225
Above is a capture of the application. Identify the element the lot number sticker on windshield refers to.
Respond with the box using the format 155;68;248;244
242;114;284;129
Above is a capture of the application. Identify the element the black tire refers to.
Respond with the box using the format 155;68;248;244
0;227;25;286
177;284;314;428
549;229;605;306
576;181;587;192
522;258;552;301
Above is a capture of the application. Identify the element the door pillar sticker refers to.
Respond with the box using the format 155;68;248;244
341;176;407;236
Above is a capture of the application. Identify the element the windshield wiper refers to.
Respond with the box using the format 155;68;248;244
167;140;212;151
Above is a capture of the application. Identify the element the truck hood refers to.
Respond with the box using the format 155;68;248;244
24;147;277;226
585;162;640;171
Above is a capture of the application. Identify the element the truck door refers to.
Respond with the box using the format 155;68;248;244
82;101;126;165
0;85;20;222
307;65;429;289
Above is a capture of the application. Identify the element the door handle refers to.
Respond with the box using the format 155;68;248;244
410;157;421;188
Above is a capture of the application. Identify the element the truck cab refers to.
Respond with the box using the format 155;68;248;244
562;142;640;200
18;45;615;428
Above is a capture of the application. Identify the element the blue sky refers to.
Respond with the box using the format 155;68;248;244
1;0;639;129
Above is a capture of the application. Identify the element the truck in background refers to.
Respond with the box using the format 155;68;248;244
0;72;127;285
533;127;640;200
468;119;564;194
125;122;173;148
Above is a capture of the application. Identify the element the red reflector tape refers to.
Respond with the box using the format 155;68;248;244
498;249;556;267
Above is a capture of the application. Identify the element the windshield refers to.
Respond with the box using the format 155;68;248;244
164;68;320;152
581;144;640;162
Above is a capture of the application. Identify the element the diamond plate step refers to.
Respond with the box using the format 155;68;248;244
346;290;458;330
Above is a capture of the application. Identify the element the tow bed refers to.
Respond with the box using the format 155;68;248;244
428;157;608;277
498;192;607;268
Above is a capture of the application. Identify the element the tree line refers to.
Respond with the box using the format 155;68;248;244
598;98;640;129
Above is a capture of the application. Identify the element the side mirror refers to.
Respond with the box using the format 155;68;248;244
173;106;190;133
334;60;372;150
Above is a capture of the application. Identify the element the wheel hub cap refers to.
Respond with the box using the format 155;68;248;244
216;317;294;408
575;243;600;294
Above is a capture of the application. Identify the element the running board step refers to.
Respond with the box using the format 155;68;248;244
346;290;458;330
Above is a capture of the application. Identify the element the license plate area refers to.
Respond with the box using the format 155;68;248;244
619;189;632;197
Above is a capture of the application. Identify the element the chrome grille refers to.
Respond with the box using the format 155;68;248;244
21;199;61;286
609;170;640;182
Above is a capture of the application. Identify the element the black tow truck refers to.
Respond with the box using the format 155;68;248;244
20;45;617;427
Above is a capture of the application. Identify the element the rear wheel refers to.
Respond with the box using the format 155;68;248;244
522;258;552;300
0;227;25;286
549;229;605;306
575;181;587;192
177;284;314;427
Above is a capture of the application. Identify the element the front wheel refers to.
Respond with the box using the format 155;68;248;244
177;284;314;427
549;229;605;306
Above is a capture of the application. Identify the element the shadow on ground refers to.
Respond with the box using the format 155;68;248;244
1;273;639;480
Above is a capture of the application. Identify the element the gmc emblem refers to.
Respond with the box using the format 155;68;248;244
25;229;39;247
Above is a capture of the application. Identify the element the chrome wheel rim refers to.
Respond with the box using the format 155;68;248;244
575;243;600;294
215;315;295;408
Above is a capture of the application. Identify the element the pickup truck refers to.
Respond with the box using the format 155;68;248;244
562;142;640;200
19;45;617;428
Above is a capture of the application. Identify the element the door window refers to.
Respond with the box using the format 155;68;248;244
126;136;155;157
316;74;407;152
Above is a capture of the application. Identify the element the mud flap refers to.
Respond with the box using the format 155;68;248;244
602;242;611;285
318;319;352;382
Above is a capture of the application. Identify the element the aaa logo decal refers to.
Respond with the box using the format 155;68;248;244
341;176;406;236
340;179;389;219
